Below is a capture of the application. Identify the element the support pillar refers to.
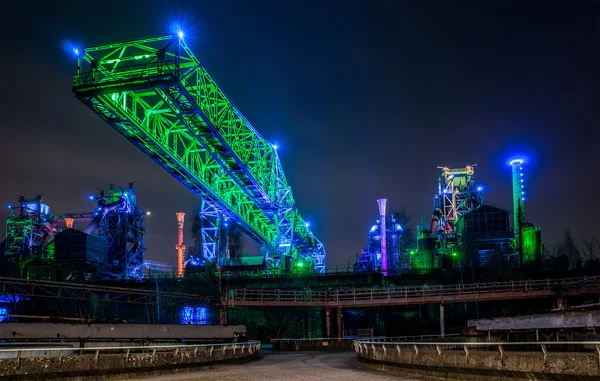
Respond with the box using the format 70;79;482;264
326;308;331;338
440;303;445;338
219;302;227;325
337;307;342;340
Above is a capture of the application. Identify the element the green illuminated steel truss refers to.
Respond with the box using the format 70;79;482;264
72;35;325;272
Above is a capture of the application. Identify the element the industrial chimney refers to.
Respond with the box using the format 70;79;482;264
176;212;186;278
509;159;525;233
377;198;388;274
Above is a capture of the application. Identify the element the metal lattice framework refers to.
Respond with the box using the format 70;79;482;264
72;35;325;272
436;165;481;224
3;197;56;278
92;185;146;280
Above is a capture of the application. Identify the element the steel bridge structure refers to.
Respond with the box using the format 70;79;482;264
226;276;600;308
72;35;325;273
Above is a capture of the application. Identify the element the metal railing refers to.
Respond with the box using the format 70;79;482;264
271;333;460;343
353;340;600;359
0;276;211;306
0;341;261;360
73;61;178;88
364;334;461;342
271;337;353;342
228;276;598;307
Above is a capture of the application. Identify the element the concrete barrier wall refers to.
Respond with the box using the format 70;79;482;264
0;343;260;380
272;339;353;351
0;323;246;341
355;343;600;380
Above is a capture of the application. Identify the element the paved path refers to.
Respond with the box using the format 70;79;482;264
131;350;417;380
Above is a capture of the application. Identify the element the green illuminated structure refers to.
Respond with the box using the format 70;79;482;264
510;159;525;233
3;196;55;278
521;225;542;263
509;159;540;264
72;35;325;272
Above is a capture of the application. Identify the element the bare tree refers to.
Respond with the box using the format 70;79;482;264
581;235;600;272
582;235;598;261
562;230;581;269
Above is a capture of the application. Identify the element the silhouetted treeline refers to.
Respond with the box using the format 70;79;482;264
471;230;599;283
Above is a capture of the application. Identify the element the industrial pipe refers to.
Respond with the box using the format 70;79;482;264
377;199;388;274
176;212;186;278
84;198;126;234
429;208;442;234
64;218;74;229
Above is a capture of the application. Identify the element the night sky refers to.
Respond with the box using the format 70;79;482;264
0;1;598;267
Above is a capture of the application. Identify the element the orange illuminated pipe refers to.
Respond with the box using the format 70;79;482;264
64;218;74;229
176;212;186;278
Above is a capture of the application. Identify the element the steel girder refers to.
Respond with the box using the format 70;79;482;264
72;35;325;272
0;276;209;306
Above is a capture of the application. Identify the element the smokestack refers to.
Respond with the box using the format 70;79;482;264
377;198;388;273
509;159;525;233
176;212;186;278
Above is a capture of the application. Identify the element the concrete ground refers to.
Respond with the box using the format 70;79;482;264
129;350;418;381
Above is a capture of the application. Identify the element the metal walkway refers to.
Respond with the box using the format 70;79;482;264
226;276;600;307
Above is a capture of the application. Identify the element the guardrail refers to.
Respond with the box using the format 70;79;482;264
353;340;600;379
353;339;600;355
228;276;599;307
0;341;261;359
0;341;261;378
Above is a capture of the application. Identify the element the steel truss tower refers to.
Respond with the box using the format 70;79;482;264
3;196;55;278
72;35;326;272
92;184;146;280
198;200;221;262
436;165;482;224
433;165;483;256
